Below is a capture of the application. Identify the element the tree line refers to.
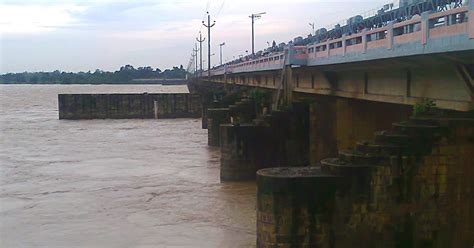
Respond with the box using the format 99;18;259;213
0;65;187;84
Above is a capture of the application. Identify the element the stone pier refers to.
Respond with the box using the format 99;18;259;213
58;93;201;120
194;77;473;246
218;100;311;181
307;96;412;165
255;115;474;247
207;108;230;147
220;124;268;181
228;98;256;124
257;167;346;247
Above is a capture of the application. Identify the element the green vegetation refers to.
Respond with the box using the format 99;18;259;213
412;98;437;117
0;65;186;84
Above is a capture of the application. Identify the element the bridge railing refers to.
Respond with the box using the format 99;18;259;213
206;2;473;77
207;51;286;76
306;4;472;62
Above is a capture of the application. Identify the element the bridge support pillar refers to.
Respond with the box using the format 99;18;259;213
207;108;230;147
220;124;269;181
229;98;256;124
284;66;295;104
202;106;208;129
307;97;412;165
256;167;346;248
219;101;310;181
309;97;338;165
256;111;474;247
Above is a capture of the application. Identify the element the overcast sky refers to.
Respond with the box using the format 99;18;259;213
0;0;394;73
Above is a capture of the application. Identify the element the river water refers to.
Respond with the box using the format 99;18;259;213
0;85;256;248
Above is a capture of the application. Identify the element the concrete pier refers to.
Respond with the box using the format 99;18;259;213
229;98;256;124
201;100;220;129
256;167;345;248
307;97;412;165
195;76;473;246
217;100;312;181
254;116;474;248
315;117;474;247
220;124;268;181
257;103;310;168
207;108;230;147
58;93;201;120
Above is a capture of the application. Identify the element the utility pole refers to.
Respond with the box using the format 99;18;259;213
249;12;266;56
219;42;225;66
189;51;195;75
196;32;205;76
202;12;215;79
309;22;315;35
193;44;199;76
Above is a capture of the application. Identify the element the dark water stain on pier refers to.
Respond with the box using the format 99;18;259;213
0;85;256;247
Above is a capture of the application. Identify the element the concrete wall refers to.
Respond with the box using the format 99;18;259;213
328;120;474;247
308;96;413;165
58;93;201;120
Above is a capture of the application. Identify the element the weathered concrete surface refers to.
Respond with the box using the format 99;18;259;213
58;93;202;120
220;124;268;181
219;100;311;182
207;108;230;147
318;117;474;247
307;96;413;165
229;98;257;124
255;116;474;248
257;167;345;248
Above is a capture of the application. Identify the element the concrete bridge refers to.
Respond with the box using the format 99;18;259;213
202;2;474;111
190;2;474;247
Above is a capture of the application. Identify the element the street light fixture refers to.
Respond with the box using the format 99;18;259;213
249;12;266;55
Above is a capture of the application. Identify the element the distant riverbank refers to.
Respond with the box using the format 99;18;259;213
0;65;187;85
0;81;187;85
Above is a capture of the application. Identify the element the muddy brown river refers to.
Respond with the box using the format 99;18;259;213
0;85;256;247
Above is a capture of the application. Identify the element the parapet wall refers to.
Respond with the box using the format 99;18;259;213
58;93;201;120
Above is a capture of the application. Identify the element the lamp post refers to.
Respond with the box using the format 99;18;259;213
249;12;266;55
219;42;226;66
